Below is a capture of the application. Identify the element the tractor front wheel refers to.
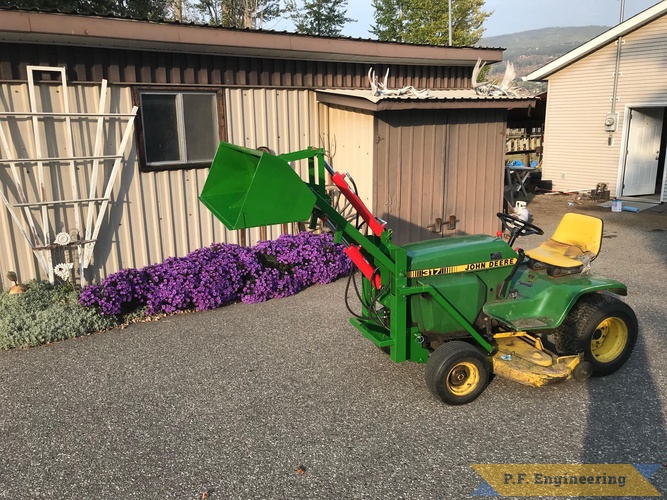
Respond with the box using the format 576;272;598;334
425;341;490;405
553;293;638;376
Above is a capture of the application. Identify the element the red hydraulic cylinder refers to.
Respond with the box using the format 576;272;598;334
331;172;385;237
344;245;381;289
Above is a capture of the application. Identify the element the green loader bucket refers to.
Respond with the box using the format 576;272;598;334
199;142;316;230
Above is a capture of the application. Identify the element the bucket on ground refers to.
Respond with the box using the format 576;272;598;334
611;198;622;213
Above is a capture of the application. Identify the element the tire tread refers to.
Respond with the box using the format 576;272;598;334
552;293;637;376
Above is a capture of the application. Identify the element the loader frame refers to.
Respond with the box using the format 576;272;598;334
281;147;494;364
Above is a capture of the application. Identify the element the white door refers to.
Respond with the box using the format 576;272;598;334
623;108;664;196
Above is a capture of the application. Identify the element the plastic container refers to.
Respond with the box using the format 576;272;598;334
611;198;622;212
515;200;530;221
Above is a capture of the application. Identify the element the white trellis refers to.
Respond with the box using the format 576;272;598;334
0;65;137;284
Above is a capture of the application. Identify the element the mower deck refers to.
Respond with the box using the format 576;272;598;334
492;332;585;387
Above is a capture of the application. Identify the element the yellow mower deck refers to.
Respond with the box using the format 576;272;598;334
492;332;584;387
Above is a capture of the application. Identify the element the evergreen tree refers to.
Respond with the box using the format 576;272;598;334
371;0;490;46
0;0;168;19
193;0;280;28
285;0;354;37
371;0;408;42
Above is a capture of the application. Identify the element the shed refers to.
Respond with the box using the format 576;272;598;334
525;1;667;203
317;90;533;244
0;7;533;288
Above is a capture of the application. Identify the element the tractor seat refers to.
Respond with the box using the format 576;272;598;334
525;213;603;269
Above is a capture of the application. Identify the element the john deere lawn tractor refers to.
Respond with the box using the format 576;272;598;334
200;142;637;405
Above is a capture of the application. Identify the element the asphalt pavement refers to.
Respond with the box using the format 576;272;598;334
1;195;666;499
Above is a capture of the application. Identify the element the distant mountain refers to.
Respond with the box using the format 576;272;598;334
479;26;611;90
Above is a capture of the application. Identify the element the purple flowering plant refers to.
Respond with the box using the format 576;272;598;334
79;232;352;316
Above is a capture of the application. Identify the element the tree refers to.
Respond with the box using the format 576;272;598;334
118;0;169;19
0;0;168;20
192;0;281;28
284;0;354;37
371;0;408;42
371;0;490;46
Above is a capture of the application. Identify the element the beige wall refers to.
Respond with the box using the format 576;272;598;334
320;105;375;209
542;13;667;200
0;83;321;289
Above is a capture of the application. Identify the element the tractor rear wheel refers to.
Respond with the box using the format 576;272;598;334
425;341;490;405
553;293;637;376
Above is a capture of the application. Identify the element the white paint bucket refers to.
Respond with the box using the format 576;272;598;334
611;199;622;212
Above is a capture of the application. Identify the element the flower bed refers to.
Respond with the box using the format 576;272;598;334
80;232;352;316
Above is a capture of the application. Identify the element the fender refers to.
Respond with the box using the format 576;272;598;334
482;272;627;331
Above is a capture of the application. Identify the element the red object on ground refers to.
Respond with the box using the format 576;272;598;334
344;245;381;289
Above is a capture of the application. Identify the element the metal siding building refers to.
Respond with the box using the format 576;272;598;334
0;8;530;289
527;2;667;202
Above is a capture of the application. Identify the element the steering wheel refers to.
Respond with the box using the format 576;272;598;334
496;212;544;247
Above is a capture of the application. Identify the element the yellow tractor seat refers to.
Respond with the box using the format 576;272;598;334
525;213;603;269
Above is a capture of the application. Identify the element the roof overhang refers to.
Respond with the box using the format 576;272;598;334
316;89;536;111
0;10;504;66
525;1;667;81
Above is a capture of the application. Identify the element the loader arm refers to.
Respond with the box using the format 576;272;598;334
199;142;494;362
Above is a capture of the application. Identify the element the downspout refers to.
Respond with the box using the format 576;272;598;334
608;0;625;146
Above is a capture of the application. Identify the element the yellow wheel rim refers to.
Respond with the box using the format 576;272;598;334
446;361;481;397
590;317;628;363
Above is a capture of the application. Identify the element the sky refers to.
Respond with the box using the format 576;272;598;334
270;0;663;39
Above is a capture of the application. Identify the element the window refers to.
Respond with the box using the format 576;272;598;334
136;89;223;171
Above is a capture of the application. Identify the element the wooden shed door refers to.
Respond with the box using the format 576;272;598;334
373;111;446;245
373;110;506;245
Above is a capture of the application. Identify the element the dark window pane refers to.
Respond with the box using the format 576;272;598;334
183;93;218;162
141;94;180;164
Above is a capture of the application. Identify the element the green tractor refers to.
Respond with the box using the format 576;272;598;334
200;142;637;405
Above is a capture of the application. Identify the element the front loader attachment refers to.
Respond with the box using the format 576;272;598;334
198;141;489;366
199;142;316;230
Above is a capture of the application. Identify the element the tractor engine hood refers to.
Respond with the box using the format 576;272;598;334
403;235;517;277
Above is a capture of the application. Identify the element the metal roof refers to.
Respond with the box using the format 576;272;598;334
0;7;504;66
316;89;535;111
525;0;667;81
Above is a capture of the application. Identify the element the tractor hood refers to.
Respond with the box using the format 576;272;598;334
404;235;517;275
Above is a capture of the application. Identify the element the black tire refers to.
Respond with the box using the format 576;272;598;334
425;341;490;405
552;293;637;376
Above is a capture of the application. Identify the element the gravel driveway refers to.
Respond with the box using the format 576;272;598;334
1;194;666;499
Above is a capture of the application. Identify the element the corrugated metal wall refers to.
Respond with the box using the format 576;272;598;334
542;14;667;199
374;109;506;245
0;43;472;90
444;110;507;237
224;87;321;243
0;82;320;288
